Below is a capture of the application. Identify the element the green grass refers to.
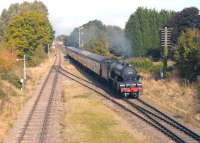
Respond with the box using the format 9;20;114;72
68;111;137;143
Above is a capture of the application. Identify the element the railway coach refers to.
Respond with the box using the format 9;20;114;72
66;46;142;98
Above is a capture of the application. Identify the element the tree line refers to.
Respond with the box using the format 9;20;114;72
125;7;175;57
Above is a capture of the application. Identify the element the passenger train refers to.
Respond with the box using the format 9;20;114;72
66;46;142;98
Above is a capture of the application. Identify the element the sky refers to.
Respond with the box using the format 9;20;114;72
0;0;200;35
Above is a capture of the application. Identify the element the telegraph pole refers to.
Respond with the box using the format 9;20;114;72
160;26;172;78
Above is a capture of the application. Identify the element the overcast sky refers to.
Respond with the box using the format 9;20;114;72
0;0;200;35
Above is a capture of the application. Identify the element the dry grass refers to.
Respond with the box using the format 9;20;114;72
141;72;200;126
0;51;55;142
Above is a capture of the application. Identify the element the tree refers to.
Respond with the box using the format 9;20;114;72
82;38;110;57
125;7;175;56
175;28;200;81
3;11;53;64
0;1;49;42
169;7;200;44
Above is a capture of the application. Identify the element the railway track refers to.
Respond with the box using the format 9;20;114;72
10;51;61;143
124;100;200;143
59;63;200;143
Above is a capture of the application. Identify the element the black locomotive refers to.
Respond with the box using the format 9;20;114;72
66;47;142;98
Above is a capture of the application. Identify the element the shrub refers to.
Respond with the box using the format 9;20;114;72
128;57;178;80
128;57;165;78
0;50;16;72
29;45;47;66
0;88;6;99
128;57;153;71
1;72;21;88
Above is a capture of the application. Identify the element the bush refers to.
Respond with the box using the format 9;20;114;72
128;57;164;78
1;72;21;88
29;45;47;66
0;88;6;99
0;50;16;72
128;57;153;71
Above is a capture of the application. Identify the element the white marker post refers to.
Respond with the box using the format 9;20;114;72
16;55;27;90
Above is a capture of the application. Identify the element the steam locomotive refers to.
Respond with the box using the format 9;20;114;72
66;47;142;98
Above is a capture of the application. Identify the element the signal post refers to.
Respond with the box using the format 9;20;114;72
160;26;172;78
